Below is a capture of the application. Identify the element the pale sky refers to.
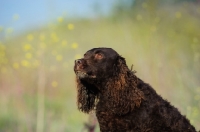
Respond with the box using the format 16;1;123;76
0;0;116;33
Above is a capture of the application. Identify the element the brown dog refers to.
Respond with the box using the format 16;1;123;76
74;48;197;132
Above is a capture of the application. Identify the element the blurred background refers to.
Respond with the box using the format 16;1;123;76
0;0;200;131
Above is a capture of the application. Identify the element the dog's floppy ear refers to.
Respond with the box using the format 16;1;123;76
76;78;98;113
107;55;144;115
112;56;127;86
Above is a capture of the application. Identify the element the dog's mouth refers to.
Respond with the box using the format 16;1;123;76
76;71;96;79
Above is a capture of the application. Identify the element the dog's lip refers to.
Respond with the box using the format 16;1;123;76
76;71;96;78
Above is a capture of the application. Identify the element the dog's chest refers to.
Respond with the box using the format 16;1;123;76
96;101;132;131
96;110;131;131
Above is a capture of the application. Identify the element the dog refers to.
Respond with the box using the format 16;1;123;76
74;48;197;132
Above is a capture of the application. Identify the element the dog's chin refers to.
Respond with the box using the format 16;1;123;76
76;71;96;80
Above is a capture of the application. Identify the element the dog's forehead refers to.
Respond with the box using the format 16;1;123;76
86;48;119;56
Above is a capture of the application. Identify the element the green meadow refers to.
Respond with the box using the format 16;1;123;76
0;2;200;131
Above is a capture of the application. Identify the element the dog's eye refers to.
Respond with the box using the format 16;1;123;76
95;53;103;59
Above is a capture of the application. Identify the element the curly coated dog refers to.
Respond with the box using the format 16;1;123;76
74;48;197;132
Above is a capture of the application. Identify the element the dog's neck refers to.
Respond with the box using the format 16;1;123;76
95;71;143;115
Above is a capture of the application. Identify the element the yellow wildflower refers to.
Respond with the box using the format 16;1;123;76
25;53;32;59
21;60;30;67
23;44;32;51
57;17;64;23
27;34;34;41
71;42;78;49
56;55;63;61
61;40;67;46
51;32;59;42
68;24;74;30
51;81;58;87
13;63;19;69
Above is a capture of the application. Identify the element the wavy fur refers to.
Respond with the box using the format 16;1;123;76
75;48;197;132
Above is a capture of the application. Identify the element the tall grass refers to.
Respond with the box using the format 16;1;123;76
0;2;200;131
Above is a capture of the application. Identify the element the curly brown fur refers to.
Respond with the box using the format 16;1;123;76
74;48;197;132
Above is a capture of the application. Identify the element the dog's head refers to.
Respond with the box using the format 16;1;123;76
74;48;122;82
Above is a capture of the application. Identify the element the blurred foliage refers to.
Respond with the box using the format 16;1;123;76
0;1;200;131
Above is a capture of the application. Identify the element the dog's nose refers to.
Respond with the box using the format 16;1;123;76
75;59;82;65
